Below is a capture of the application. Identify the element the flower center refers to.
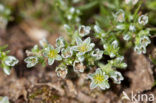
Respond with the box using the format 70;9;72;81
49;50;57;58
79;43;88;52
93;74;104;84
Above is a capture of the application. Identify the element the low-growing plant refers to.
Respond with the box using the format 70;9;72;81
24;25;127;90
24;0;153;90
0;0;153;91
0;45;19;75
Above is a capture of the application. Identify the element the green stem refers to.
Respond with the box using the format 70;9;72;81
78;1;99;11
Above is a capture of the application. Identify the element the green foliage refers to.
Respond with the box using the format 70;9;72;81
0;3;11;29
0;45;18;75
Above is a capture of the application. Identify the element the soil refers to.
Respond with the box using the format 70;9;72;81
0;22;156;103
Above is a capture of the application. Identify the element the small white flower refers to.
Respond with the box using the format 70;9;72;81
67;15;72;20
125;0;139;5
129;24;136;32
43;45;62;65
24;56;39;68
103;44;118;58
114;9;125;22
110;71;124;84
78;25;91;37
73;60;86;72
138;15;148;25
61;47;73;58
56;37;65;49
134;45;142;54
75;17;80;22
140;45;147;54
112;40;118;48
88;68;110;90
134;45;147;54
70;7;75;14
56;66;68;79
4;56;19;66
140;36;151;46
0;4;4;12
91;48;104;60
72;37;95;55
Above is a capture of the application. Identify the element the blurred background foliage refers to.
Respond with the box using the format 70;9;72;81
0;0;156;33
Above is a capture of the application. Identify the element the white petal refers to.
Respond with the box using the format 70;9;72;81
99;81;110;90
56;55;62;61
84;37;91;44
94;25;102;33
75;37;82;45
48;58;54;65
3;66;11;75
90;81;98;89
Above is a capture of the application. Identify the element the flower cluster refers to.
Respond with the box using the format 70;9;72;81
24;27;98;77
24;40;62;68
93;25;120;58
24;0;151;91
0;4;11;29
134;30;151;54
0;46;19;75
24;24;127;90
112;8;151;54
